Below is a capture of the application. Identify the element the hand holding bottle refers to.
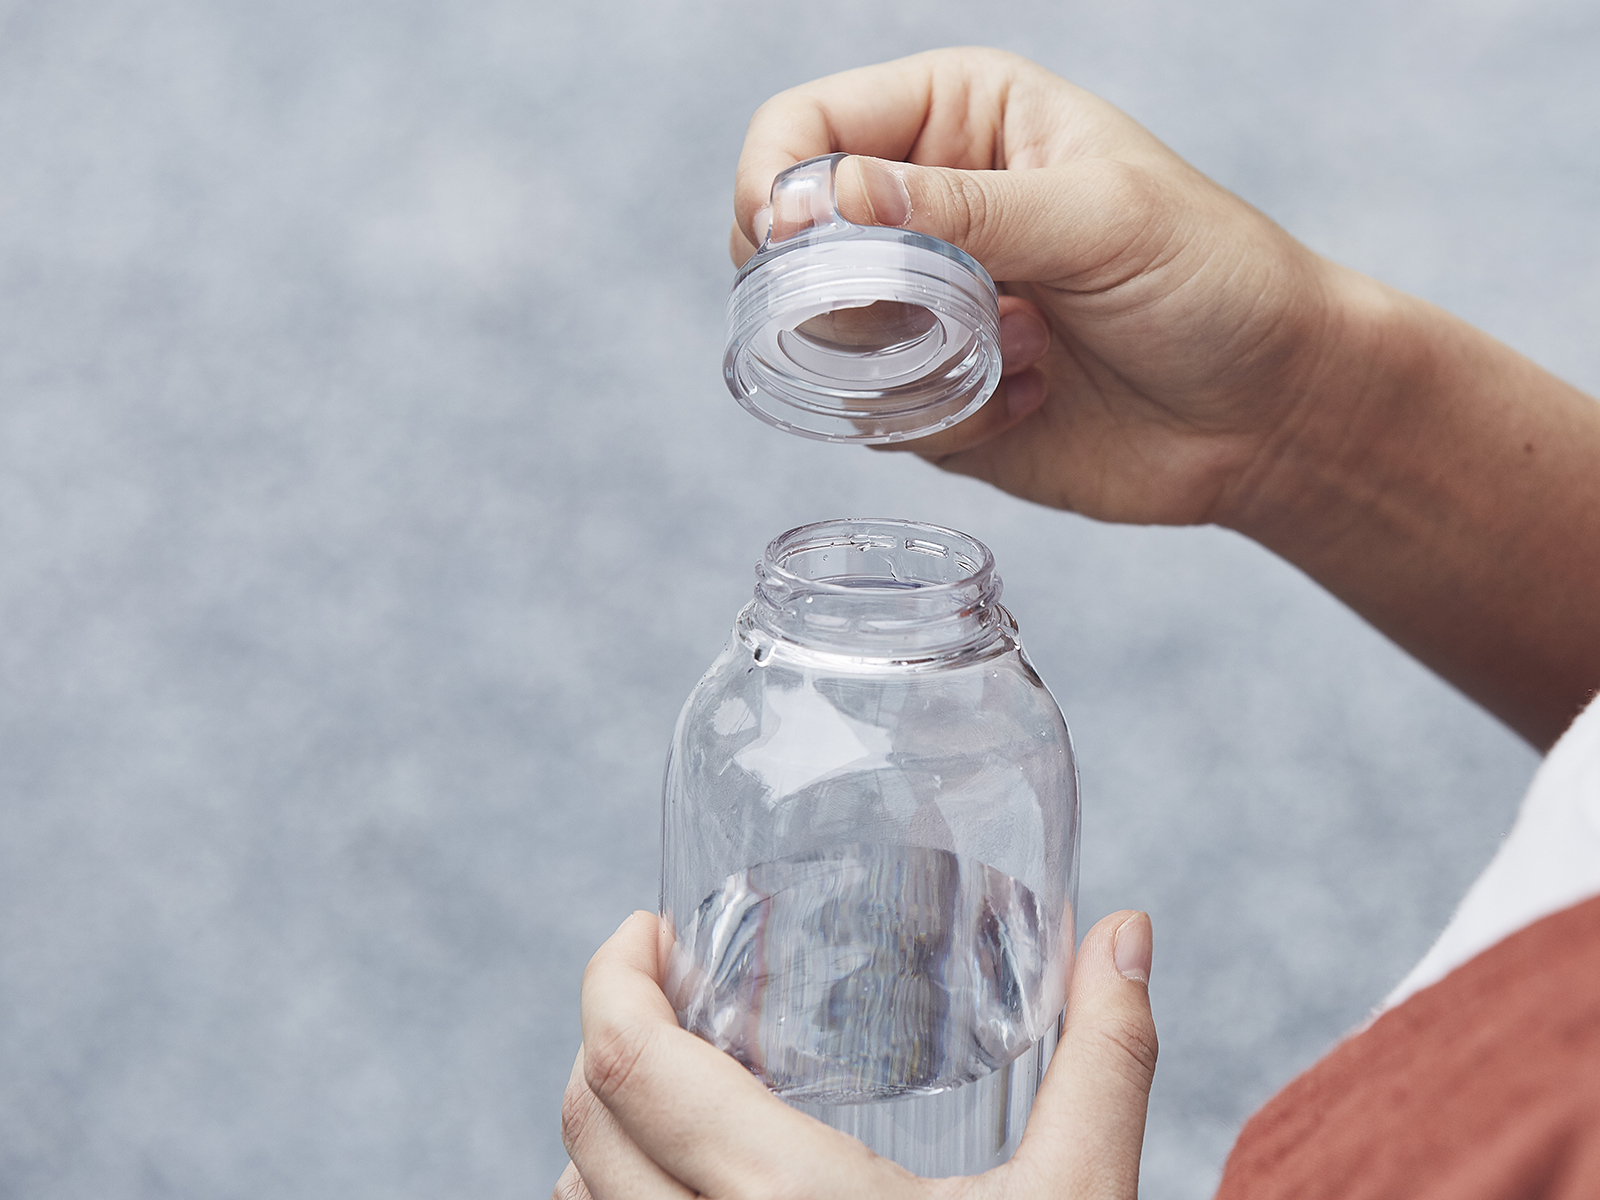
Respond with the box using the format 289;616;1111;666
555;909;1157;1200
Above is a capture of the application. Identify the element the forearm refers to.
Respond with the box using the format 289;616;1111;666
1227;264;1600;749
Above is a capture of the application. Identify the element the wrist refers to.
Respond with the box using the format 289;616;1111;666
1213;259;1600;745
1216;262;1438;563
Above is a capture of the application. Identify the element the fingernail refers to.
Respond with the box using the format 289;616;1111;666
1005;370;1046;420
999;309;1050;365
1114;912;1153;984
854;157;911;227
751;205;771;244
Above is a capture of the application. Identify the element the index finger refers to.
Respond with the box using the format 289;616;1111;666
579;912;914;1198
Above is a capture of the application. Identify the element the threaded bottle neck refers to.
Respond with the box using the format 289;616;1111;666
746;518;1005;661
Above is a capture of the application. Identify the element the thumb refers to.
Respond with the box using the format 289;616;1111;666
1007;910;1157;1198
833;155;1173;289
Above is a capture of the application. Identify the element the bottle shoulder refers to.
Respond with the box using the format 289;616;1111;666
675;617;1070;751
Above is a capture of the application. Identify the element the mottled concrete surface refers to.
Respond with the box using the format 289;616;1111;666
1;1;1594;1196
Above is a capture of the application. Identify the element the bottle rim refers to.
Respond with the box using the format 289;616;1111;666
759;517;996;594
748;518;1006;661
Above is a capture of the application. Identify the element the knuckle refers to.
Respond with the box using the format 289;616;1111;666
1087;156;1160;208
552;1167;591;1200
1055;158;1181;289
967;45;1023;68
1058;153;1163;223
559;1081;602;1159
943;170;993;254
582;1020;656;1110
1089;158;1171;236
1095;1012;1160;1084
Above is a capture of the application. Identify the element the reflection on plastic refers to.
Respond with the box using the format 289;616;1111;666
668;844;1058;1104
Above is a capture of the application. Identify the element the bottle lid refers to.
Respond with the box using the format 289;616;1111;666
723;154;1002;444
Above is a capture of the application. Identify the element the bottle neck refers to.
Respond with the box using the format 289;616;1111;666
745;519;1005;661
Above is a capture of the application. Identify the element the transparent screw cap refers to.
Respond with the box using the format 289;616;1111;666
724;154;1002;444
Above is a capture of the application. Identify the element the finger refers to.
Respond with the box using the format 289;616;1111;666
729;206;769;268
1008;910;1157;1198
552;1161;591;1200
869;368;1047;461
580;912;914;1198
733;50;1175;258
730;219;757;268
998;294;1051;374
734;48;1031;245
560;1048;696;1200
837;152;1188;290
861;291;1049;458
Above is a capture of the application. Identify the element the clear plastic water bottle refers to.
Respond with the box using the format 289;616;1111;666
660;518;1079;1177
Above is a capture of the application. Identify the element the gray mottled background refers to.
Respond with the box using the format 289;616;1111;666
1;0;1594;1196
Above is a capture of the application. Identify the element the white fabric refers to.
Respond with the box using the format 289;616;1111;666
1383;692;1600;1009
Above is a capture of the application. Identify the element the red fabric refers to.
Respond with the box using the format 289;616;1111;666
1216;892;1600;1200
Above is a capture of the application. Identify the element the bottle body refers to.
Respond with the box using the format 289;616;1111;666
660;519;1079;1176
